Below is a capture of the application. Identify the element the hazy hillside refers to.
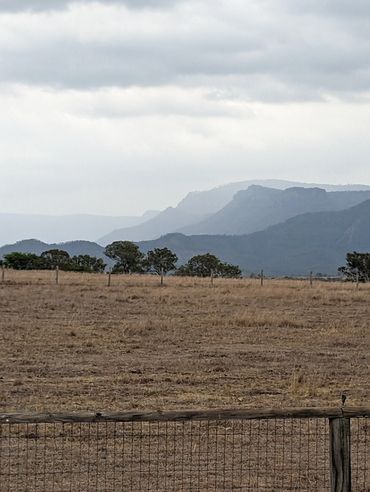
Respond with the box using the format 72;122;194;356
0;211;158;246
4;200;370;276
179;186;370;235
176;179;370;215
4;180;370;247
98;207;209;245
0;239;108;262
99;180;370;244
138;199;370;276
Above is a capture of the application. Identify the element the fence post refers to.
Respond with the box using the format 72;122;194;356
356;270;359;290
55;266;59;285
210;270;214;287
310;271;313;288
260;269;264;287
108;269;111;287
160;268;164;287
1;264;4;282
329;417;351;492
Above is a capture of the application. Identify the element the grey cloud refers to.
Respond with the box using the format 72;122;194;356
283;0;370;17
83;94;245;119
3;37;370;102
0;0;177;12
1;0;370;102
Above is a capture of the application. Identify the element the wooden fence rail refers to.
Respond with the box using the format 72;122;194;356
1;406;369;424
0;407;369;491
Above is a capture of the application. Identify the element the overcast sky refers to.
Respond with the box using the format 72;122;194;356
1;0;370;215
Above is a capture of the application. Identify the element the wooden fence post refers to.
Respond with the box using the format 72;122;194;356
160;268;164;287
210;270;214;287
356;270;359;290
260;269;264;287
1;264;4;282
310;271;313;288
55;266;59;285
329;417;351;492
108;269;111;287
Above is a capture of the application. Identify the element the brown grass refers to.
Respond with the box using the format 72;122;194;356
0;270;369;413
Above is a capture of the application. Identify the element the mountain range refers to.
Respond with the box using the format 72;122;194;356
99;207;208;245
2;197;370;276
2;178;370;276
179;186;370;236
98;180;370;244
0;239;106;261
3;180;370;247
138;199;370;276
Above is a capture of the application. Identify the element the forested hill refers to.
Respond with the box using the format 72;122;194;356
3;199;370;276
0;239;106;261
138;199;370;276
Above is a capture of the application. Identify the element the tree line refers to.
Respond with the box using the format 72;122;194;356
2;247;370;281
0;240;242;278
1;250;106;273
104;241;241;278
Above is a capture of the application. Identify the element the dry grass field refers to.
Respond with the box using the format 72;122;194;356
0;270;369;413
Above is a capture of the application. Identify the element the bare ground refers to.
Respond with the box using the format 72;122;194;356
1;270;369;413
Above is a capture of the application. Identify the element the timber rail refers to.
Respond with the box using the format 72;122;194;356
0;406;369;491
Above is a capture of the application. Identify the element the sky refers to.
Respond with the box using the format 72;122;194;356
1;0;370;216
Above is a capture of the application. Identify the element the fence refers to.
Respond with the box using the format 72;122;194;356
0;266;346;288
0;408;369;491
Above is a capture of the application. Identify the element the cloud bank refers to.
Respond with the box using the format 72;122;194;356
0;0;369;100
0;0;178;12
0;0;369;216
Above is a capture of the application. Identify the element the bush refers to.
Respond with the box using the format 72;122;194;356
338;252;370;282
4;252;44;270
145;247;178;275
4;251;106;273
105;241;144;273
176;253;241;278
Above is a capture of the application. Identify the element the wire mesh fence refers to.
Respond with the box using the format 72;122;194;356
351;418;370;492
0;409;368;491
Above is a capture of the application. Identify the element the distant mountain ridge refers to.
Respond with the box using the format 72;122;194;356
98;180;370;244
137;199;370;276
179;186;370;236
175;179;370;215
98;207;209;245
0;239;107;263
2;199;370;276
3;179;370;276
